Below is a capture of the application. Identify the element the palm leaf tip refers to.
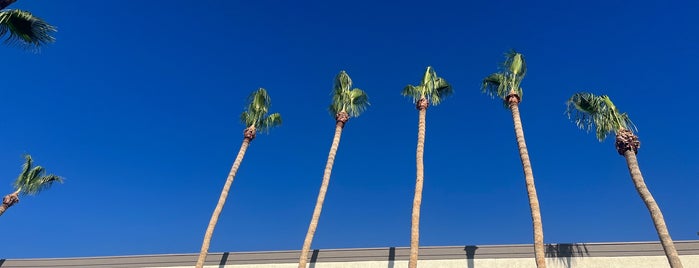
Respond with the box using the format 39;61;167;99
0;9;56;50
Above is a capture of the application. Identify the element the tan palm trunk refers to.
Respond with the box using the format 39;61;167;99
509;102;546;268
622;150;683;268
408;107;427;268
0;191;19;217
195;138;251;268
298;123;344;268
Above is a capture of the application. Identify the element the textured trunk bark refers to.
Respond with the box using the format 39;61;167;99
0;0;17;11
510;103;546;268
0;191;20;217
298;124;344;268
622;150;683;268
195;138;251;268
408;108;427;268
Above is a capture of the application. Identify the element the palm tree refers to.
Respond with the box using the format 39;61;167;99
0;154;63;217
402;66;452;268
195;88;282;268
566;92;683;268
298;71;369;268
481;50;546;268
0;0;56;50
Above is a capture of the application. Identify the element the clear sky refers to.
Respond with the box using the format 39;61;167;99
1;0;697;259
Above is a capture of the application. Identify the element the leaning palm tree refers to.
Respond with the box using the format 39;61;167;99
0;0;56;50
402;66;452;268
0;154;63;217
195;88;282;268
481;50;546;268
566;92;683;268
298;71;369;268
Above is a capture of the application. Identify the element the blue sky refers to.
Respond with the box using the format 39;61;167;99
1;0;698;259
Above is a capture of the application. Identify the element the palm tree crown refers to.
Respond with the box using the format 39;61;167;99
14;155;62;196
0;9;56;50
566;92;635;141
482;50;527;106
402;66;453;107
240;88;282;134
329;71;369;118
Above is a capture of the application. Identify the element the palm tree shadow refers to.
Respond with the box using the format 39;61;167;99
218;252;229;268
309;249;320;268
463;246;478;268
545;243;589;268
387;247;395;268
0;259;5;267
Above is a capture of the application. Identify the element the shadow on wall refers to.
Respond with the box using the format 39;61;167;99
309;249;320;268
545;243;589;268
463;246;478;268
388;247;395;268
218;252;229;268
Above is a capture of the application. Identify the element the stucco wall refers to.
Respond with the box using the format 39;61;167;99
2;240;698;268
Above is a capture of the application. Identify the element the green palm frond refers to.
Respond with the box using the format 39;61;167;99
401;85;421;101
259;112;282;133
329;71;370;118
0;9;56;50
566;92;636;141
481;73;508;99
13;154;63;196
503;50;527;78
482;50;526;103
240;88;282;133
402;66;453;106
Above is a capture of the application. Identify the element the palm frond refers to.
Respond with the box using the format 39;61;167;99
346;88;369;117
258;112;282;133
483;50;527;106
23;174;62;196
333;71;352;93
481;73;508;99
401;84;422;102
566;92;636;141
566;92;599;132
13;155;62;196
0;9;56;50
239;88;282;133
429;78;453;106
15;154;32;188
329;71;369;118
503;50;527;78
404;66;452;106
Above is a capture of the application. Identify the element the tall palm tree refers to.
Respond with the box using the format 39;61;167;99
402;66;452;268
0;0;56;50
195;88;282;268
481;50;546;268
0;154;63;217
566;92;683;268
298;71;369;268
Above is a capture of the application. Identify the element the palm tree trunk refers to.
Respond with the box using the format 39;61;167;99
298;123;344;268
408;108;427;268
0;190;20;217
509;103;546;268
622;150;683;268
0;0;17;11
195;138;251;268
